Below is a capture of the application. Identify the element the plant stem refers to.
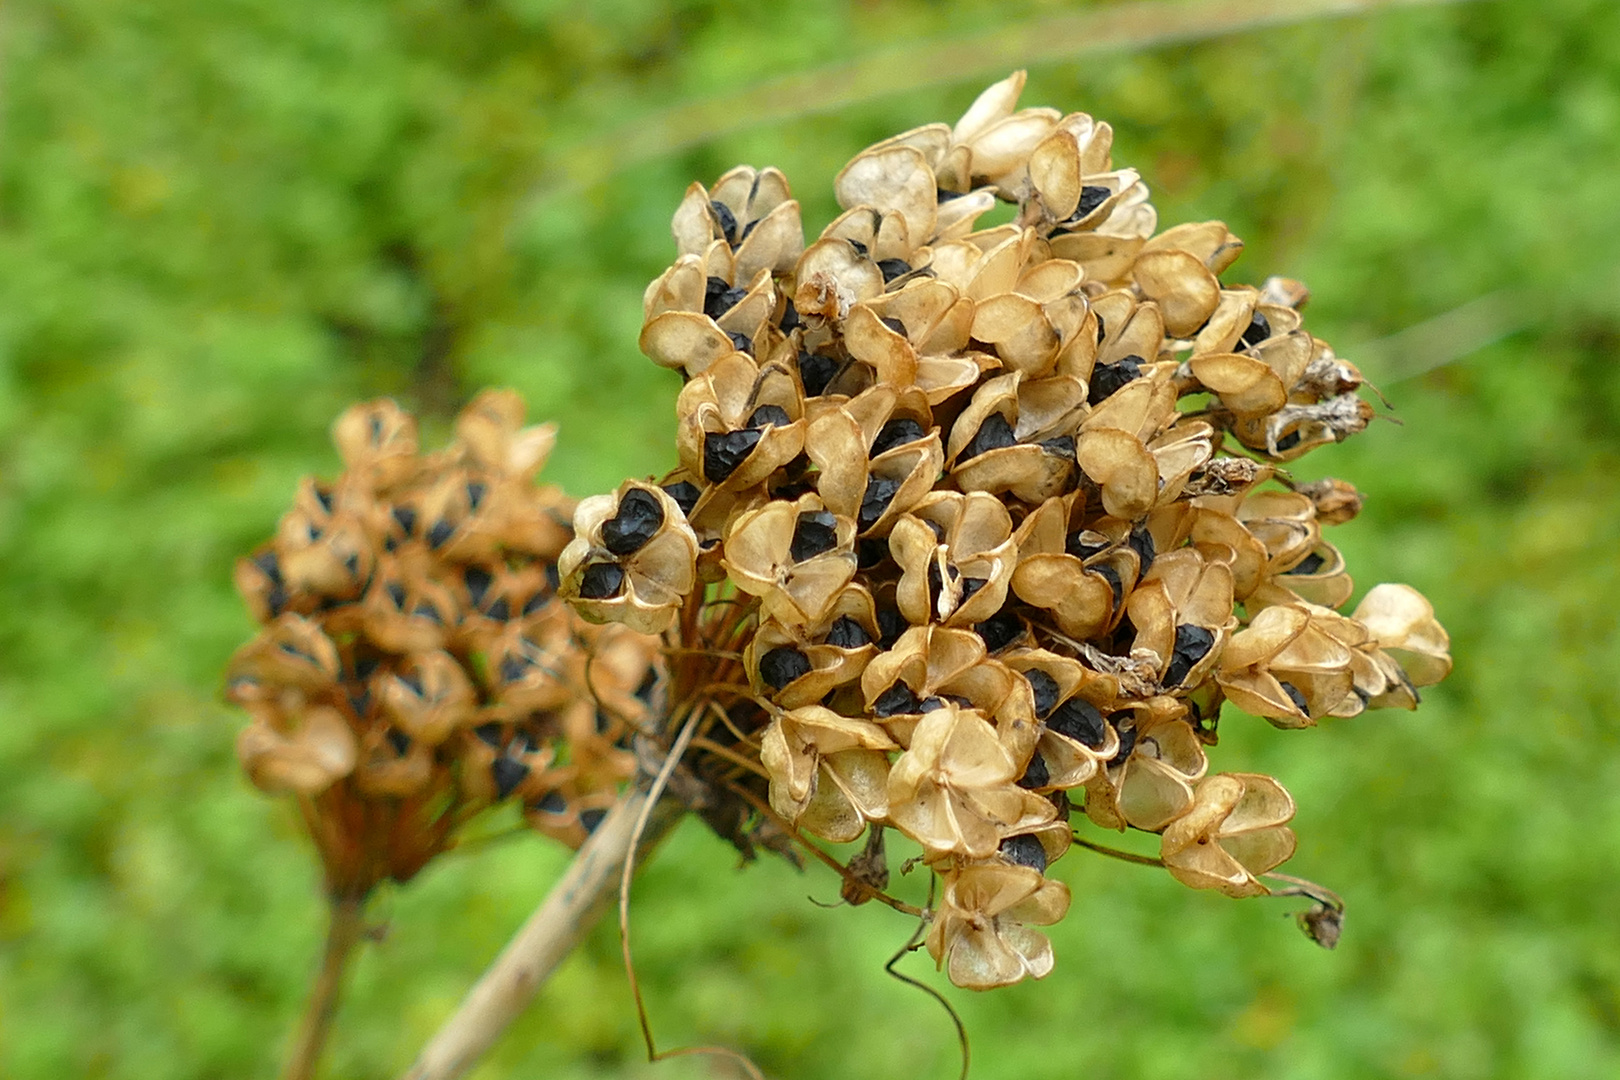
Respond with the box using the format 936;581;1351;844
282;891;369;1080
400;789;686;1080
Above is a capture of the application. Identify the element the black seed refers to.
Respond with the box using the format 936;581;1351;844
704;275;749;320
1287;551;1326;576
533;789;568;814
798;351;840;396
937;189;965;203
1088;355;1144;405
960;576;988;605
1275;430;1302;452
578;562;625;600
634;668;659;706
499;654;529;683
1279;680;1309;715
976;609;1023;653
779;298;801;332
385;582;407;609
857;537;891;569
661;481;701;517
354;656;380;681
412;600;441;624
1095;314;1107;344
464;566;493;607
790;510;839;563
427;519;455;549
313;485;335;513
747;404;791;429
704;428;763;482
826;616;873;649
474;722;504;747
492;757;530;799
918;696;948;712
961;412;1018;461
1074;184;1111;219
1066;530;1110;560
265;586;288;616
1025;670;1061;718
1039;435;1076;457
386;729;411;755
871;418;927;457
398;669;424;697
709;201;738;244
876;606;908;649
521;592;546;617
1048;697;1109;749
391;506;417;536
580;808;607;833
877;258;911;283
879;316;908;337
253;550;282;583
848;239;869;257
466;481;487;512
545;564;561;592
858;477;902;531
727;331;754;354
348;688;371;716
1165;624;1217;687
874;683;922;717
1240;309;1272;349
485;597;510;622
1001;833;1048;873
1018;751;1050;790
759;647;812;690
594;708;613;735
1095;564;1124;608
1108;713;1138;764
602;489;666;557
1128;523;1156;575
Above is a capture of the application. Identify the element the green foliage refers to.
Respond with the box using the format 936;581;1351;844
2;0;1619;1077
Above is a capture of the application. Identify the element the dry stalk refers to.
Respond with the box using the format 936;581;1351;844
399;789;686;1080
282;892;368;1080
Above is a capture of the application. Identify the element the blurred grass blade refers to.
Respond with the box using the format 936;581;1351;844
1354;289;1529;384
540;0;1483;199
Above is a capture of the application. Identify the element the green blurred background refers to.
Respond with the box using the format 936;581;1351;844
3;0;1619;1076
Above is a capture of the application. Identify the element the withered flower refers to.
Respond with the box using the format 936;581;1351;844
886;702;1053;859
760;705;896;842
560;481;699;635
1161;772;1297;898
925;862;1071;990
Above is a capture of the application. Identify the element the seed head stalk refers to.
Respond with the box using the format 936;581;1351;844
281;890;368;1080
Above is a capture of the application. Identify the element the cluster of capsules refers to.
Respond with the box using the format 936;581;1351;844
227;392;660;898
557;72;1453;989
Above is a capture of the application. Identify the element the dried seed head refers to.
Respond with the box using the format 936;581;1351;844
541;71;1454;992
228;396;659;896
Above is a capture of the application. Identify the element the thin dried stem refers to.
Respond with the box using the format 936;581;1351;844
882;877;969;1080
281;891;368;1080
399;788;686;1080
1072;834;1166;868
618;710;763;1079
530;0;1482;202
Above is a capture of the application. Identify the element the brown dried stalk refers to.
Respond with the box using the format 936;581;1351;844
282;892;368;1080
399;789;685;1080
534;0;1482;201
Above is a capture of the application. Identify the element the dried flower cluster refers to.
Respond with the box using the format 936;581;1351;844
228;393;659;897
560;72;1453;989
